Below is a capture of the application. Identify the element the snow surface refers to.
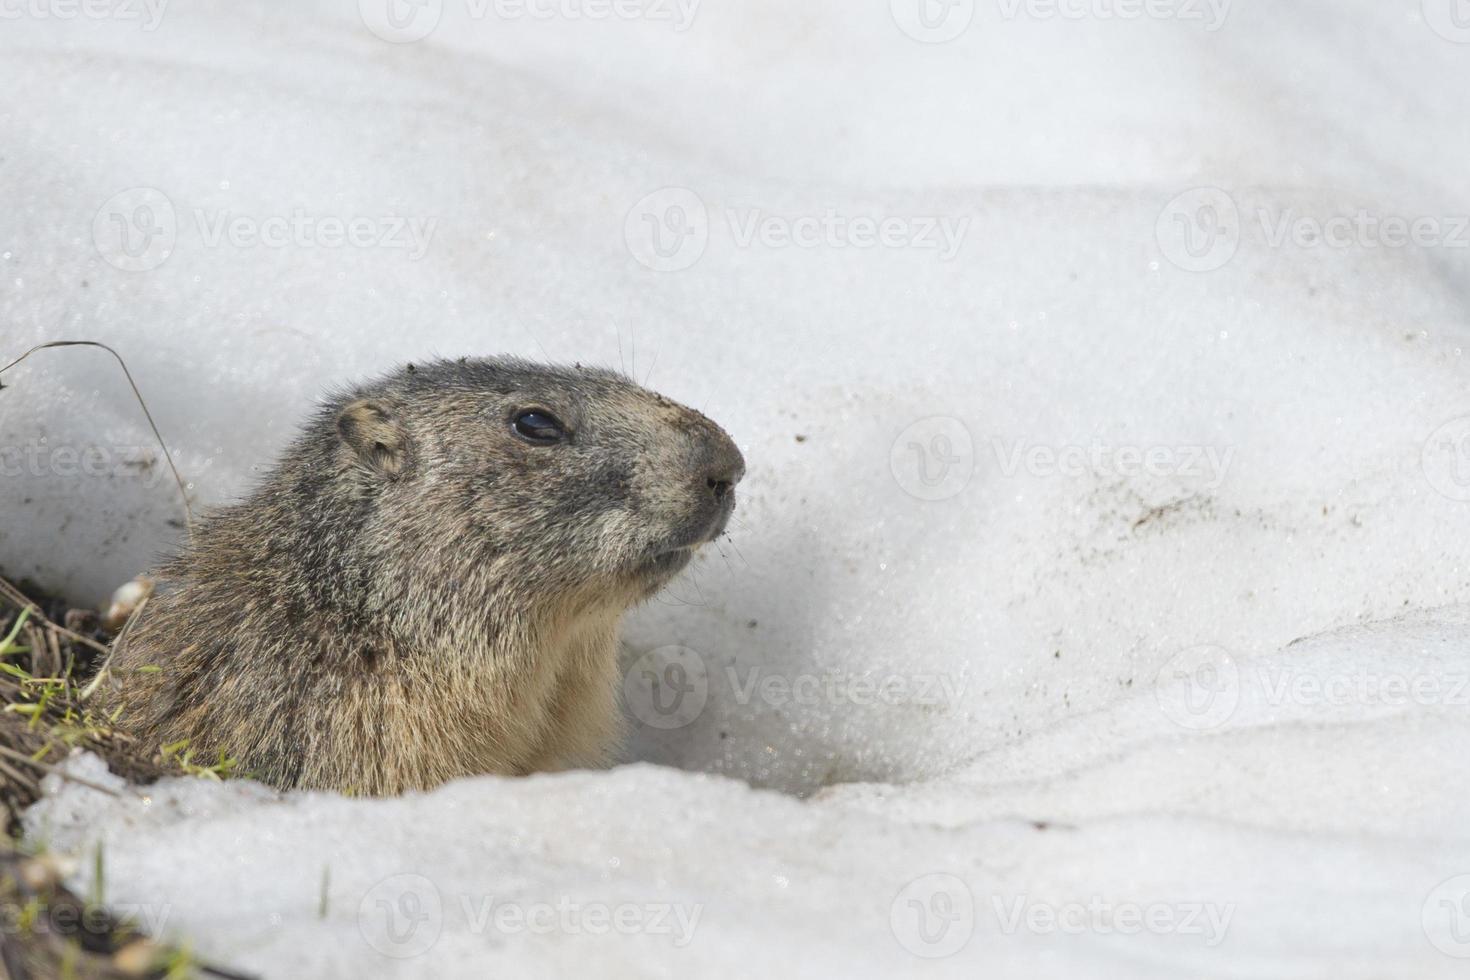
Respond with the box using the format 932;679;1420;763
4;0;1470;976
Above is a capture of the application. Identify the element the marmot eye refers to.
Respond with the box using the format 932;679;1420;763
511;410;566;445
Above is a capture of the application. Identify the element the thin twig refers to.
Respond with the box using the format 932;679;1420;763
79;590;150;704
0;758;33;795
0;341;194;539
0;580;109;657
0;745;124;798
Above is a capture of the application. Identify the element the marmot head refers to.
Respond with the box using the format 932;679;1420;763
315;358;744;615
111;357;744;790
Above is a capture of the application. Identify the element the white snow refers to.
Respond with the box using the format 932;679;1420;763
4;0;1470;976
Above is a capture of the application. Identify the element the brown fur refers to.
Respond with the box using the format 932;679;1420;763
102;358;743;795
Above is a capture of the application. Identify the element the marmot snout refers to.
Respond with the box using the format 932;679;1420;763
104;357;745;794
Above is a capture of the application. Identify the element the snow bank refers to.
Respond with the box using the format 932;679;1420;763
3;0;1470;975
28;611;1470;978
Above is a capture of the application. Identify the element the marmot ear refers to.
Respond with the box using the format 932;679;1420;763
336;399;409;479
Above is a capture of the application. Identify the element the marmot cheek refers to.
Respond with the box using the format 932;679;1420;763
586;510;645;564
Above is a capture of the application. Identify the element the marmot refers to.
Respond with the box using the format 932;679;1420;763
103;358;744;795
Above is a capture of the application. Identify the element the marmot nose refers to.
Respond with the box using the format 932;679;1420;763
698;430;745;503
